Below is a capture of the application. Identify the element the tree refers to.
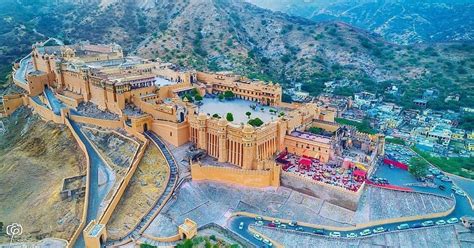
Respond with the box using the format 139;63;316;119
223;90;234;99
409;157;429;179
248;118;264;127
176;239;193;248
226;113;234;122
218;94;224;101
194;94;203;101
245;111;251;118
140;244;157;248
308;127;324;135
190;88;199;96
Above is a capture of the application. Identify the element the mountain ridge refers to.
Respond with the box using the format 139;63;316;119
0;0;472;111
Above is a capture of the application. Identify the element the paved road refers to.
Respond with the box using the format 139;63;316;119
69;120;115;248
106;130;178;246
13;54;32;84
44;87;65;115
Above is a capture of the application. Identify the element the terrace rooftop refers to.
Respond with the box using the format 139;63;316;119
289;130;332;144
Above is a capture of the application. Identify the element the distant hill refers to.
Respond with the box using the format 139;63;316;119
247;0;474;45
0;0;473;111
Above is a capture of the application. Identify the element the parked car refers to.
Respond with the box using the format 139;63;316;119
255;216;263;221
436;220;446;225
441;176;451;182
278;224;287;229
447;217;459;224
313;229;325;235
253;234;263;241
373;227;386;233
255;221;264;226
422;220;434;227
263;239;273;247
411;223;422;228
329;232;341;238
288;221;297;227
346;233;358;238
360;229;372;236
397;223;410;230
272;219;281;225
268;223;276;228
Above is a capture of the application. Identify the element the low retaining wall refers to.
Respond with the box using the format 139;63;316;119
191;163;279;188
141;233;181;243
56;93;81;108
70;114;123;130
281;171;363;211
28;96;64;124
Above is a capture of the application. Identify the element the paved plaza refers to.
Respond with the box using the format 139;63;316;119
197;98;283;123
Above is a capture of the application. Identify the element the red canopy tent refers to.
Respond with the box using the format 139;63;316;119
299;157;312;171
353;169;367;182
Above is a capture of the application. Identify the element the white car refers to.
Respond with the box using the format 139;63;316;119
255;220;264;226
253;234;262;241
397;223;409;230
329;232;341;238
447;217;459;224
422;220;434;227
272;219;281;225
278;224;287;229
346;233;358;238
255;216;263;221
239;222;244;230
360;229;372;236
263;239;273;247
373;227;386;233
436;220;446;225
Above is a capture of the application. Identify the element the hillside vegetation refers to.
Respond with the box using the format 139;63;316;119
0;0;473;111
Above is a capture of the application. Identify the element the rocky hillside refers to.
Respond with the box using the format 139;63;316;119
0;0;473;110
247;0;474;45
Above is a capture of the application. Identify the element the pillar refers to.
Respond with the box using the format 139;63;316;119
217;119;228;162
242;124;256;170
197;113;207;150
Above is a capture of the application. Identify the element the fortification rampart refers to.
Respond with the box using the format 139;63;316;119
191;162;280;188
